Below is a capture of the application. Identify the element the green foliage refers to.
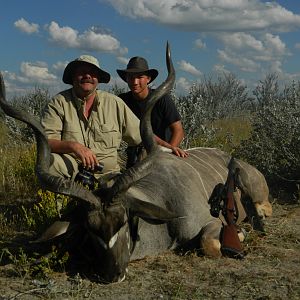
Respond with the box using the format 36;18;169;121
20;189;71;231
173;73;252;148
0;142;38;200
0;121;8;145
4;87;50;143
1;246;69;278
0;88;51;198
235;74;300;186
0;189;71;279
107;83;127;96
14;144;36;180
196;116;252;153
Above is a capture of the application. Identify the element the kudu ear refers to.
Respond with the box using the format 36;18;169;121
125;197;182;224
32;221;73;243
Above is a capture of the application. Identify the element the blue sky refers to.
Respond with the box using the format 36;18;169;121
1;0;300;99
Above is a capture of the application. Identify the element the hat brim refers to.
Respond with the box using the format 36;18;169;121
117;69;158;84
63;61;110;84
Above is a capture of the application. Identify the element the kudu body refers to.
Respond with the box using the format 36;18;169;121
0;44;272;283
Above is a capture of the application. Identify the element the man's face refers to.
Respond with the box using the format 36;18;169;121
72;63;99;97
126;73;150;96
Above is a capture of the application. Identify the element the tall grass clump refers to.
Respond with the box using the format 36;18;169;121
0;123;38;201
0;87;50;200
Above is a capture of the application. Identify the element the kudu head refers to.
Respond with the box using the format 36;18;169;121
0;42;176;283
81;42;177;283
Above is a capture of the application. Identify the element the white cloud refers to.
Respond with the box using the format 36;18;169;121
2;64;60;100
218;49;259;72
295;43;300;50
217;32;288;58
175;77;192;94
217;32;264;52
116;56;129;65
216;32;289;74
213;64;230;75
1;74;30;97
52;61;68;73
78;30;120;52
178;60;202;77
268;60;282;74
264;33;287;56
14;18;39;34
47;22;79;47
47;21;124;54
20;62;57;85
102;0;298;82
194;38;206;49
104;0;300;32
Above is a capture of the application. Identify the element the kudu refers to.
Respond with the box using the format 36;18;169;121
0;43;272;283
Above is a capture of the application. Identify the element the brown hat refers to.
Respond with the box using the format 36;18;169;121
63;55;110;84
117;56;158;84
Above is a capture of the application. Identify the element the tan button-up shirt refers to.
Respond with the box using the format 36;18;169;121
42;88;141;173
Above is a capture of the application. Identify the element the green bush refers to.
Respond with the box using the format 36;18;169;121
235;75;300;179
234;74;300;199
173;73;252;148
1;246;69;278
21;189;70;231
4;87;50;144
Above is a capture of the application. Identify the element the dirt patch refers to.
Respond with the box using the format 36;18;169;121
0;202;299;300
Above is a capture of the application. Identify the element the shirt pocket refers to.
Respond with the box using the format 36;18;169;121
94;123;120;149
62;123;82;142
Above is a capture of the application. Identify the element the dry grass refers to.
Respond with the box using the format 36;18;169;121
0;201;299;300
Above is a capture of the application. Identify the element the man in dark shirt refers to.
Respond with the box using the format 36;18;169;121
117;56;187;166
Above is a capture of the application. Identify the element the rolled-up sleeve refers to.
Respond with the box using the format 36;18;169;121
41;96;64;140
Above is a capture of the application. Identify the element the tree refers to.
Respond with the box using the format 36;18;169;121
235;74;300;198
4;87;51;143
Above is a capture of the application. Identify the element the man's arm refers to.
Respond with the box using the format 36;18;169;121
168;120;185;147
154;120;188;158
42;95;99;169
48;139;99;169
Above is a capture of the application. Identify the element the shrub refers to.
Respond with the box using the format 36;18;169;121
108;83;127;96
4;87;50;144
235;74;300;198
21;189;70;231
173;73;252;149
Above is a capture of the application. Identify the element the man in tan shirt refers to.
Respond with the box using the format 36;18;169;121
42;55;141;181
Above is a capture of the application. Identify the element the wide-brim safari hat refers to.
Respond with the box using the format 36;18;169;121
117;56;158;84
63;55;110;84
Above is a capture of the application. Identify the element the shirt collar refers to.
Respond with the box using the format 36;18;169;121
71;88;99;110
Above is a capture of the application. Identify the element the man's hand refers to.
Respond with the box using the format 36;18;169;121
171;146;188;158
71;142;99;169
48;139;99;169
153;135;188;158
